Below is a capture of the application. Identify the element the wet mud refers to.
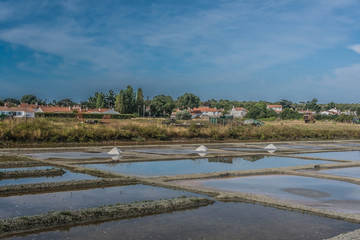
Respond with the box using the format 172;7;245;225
0;168;65;180
0;197;213;238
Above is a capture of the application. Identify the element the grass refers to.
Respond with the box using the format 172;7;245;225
1;118;360;145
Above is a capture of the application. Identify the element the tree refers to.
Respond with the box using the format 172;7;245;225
176;93;200;109
150;95;175;117
279;108;302;120
305;98;320;112
246;102;277;119
57;98;77;107
0;99;4;106
326;102;336;110
136;88;145;116
117;85;136;114
106;90;116;108
3;98;20;105
96;92;105;108
276;99;293;109
21;94;43;104
115;90;126;114
175;110;192;120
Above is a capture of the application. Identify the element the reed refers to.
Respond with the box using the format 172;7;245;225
1;118;360;144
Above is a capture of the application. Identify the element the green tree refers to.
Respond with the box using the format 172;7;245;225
0;99;4;106
305;98;321;112
175;110;192;120
21;94;43;104
96;92;105;108
150;95;175;117
326;102;336;110
136;88;145;116
3;98;20;105
279;108;302;120
276;99;293;109
176;93;200;109
115;90;126;114
246;102;277;119
106;90;116;108
123;85;136;114
57;98;77;107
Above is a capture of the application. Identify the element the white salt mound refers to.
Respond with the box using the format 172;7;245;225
195;145;208;152
108;147;122;155
264;144;277;150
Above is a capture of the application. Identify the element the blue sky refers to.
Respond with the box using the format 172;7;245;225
1;0;360;103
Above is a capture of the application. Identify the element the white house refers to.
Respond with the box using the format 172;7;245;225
229;106;247;118
320;108;341;116
0;107;36;118
192;107;222;117
267;105;283;113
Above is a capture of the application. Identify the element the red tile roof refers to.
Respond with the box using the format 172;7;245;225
193;107;221;112
267;105;282;108
0;106;35;112
37;106;73;113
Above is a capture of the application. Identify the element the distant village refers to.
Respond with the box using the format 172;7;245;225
0;102;356;119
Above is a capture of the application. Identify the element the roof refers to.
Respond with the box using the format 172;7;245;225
0;107;35;112
267;105;282;108
193;107;221;113
37;106;73;113
233;107;246;111
19;103;38;109
86;108;112;113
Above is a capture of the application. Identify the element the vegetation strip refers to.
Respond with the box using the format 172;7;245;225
0;178;138;197
0;168;65;180
0;197;214;238
0;161;46;169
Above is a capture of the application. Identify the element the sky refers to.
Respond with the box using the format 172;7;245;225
1;0;360;103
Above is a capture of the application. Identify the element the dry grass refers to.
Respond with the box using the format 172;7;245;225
1;118;360;144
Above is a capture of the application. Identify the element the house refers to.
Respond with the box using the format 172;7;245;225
192;106;223;118
267;105;283;113
320;108;341;116
36;106;73;114
0;106;36;118
229;106;247;118
298;110;316;115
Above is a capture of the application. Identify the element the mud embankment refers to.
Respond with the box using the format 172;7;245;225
0;178;138;197
0;197;214;238
0;161;46;169
0;168;65;180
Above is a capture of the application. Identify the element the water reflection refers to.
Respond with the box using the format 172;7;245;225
6;202;360;240
198;175;360;214
0;170;96;186
80;157;333;177
294;151;360;161
0;185;202;219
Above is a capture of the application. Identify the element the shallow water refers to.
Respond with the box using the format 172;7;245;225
294;151;360;161
276;145;332;150
221;147;266;152
6;202;359;240
79;157;334;177
320;167;360;178
196;175;360;214
128;148;213;155
0;184;202;219
0;166;55;172
0;170;96;186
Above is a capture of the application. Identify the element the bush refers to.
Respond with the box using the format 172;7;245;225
175;110;192;120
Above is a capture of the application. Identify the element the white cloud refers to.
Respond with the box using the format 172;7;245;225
349;44;360;54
